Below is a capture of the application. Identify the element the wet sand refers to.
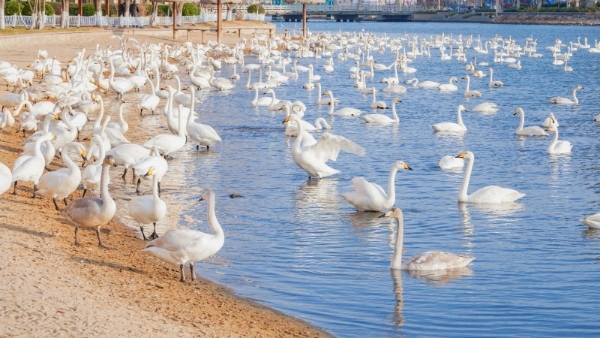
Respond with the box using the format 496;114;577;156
0;25;331;337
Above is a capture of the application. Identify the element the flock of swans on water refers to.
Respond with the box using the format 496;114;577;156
0;30;599;281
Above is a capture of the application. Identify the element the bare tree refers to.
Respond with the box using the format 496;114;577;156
0;0;6;30
149;1;158;26
225;3;235;21
94;0;102;25
28;0;46;29
60;0;69;28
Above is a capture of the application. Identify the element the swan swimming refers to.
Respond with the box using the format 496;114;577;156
341;161;412;212
380;207;475;271
432;105;467;133
549;85;583;104
455;151;526;204
513;108;548;136
546;125;572;155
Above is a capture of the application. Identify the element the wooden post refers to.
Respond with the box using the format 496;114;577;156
217;0;222;44
173;1;177;39
302;3;307;39
78;0;83;16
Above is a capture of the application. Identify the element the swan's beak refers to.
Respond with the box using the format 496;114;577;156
546;126;553;131
282;116;290;124
513;112;518;116
404;164;413;171
198;196;205;202
81;150;87;161
456;152;467;159
378;213;388;218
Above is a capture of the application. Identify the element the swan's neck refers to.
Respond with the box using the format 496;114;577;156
459;154;474;202
33;137;46;159
457;108;465;128
372;89;377;102
464;77;471;92
572;89;579;103
327;93;335;114
385;167;400;208
152;174;159;200
549;128;559;151
62;143;78;173
391;101;399;122
517;111;525;131
206;193;224;237
292;118;305;152
100;161;112;204
246;69;252;88
489;69;493;82
391;215;404;269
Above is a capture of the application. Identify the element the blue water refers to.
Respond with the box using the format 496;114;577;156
175;22;600;337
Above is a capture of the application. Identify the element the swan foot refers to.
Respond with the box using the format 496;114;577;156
63;198;68;206
149;223;159;240
82;188;87;198
74;227;80;246
52;198;60;211
136;178;141;194
96;226;113;250
121;168;128;180
12;181;17;195
32;184;37;198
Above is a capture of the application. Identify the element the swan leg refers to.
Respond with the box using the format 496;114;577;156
74;226;80;246
32;184;37;198
139;108;143;116
82;188;87;198
136;178;141;194
190;263;196;281
52;198;60;211
96;226;111;250
157;182;161;196
121;167;128;179
149;222;159;240
179;264;186;283
63;198;68;206
12;181;17;195
139;225;148;241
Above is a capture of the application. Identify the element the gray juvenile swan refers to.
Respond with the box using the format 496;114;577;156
61;155;117;248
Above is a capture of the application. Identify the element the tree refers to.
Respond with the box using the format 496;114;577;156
149;1;158;26
28;0;46;29
94;0;102;25
225;3;235;21
0;0;5;30
61;0;69;28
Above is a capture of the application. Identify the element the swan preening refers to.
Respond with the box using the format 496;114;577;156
455;151;525;204
381;207;475;271
143;188;224;282
341;161;412;212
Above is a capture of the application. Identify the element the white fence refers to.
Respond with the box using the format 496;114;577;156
2;12;265;28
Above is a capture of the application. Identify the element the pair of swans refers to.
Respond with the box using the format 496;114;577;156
432;105;467;133
287;114;365;179
381;207;475;271
513;108;548;136
341;161;412;212
144;188;224;283
456;151;525;204
546;125;572;155
549;85;583;104
362;98;401;124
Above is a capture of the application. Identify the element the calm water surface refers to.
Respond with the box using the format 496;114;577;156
172;22;600;337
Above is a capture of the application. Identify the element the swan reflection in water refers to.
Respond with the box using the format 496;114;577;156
458;201;525;218
294;178;340;214
389;267;474;327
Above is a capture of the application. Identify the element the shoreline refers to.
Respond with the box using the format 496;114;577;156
0;26;332;337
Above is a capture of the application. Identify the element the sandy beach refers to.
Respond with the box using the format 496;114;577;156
0;25;331;337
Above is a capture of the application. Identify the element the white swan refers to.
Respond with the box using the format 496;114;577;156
143;99;186;158
288;114;365;179
143;188;224;282
370;88;387;109
324;91;362;117
488;68;504;87
138;71;160;115
549;85;583;104
382;78;407;94
381;207;475;271
513;108;548;137
132;145;168;194
315;83;339;105
129;167;167;241
437;77;458;92
283;115;332;137
432;105;467;133
508;60;521;70
108;58;134;99
61;155;117;248
581;213;600;229
36;142;86;210
11;133;54;197
251;87;272;107
405;77;440;89
105;143;151;180
455;151;525;203
0;162;12;195
439;155;464;171
81;134;106;197
471;101;499;114
185;87;222;151
543;112;560;127
361;98;401;124
341;161;412;212
461;75;482;97
546;125;572;155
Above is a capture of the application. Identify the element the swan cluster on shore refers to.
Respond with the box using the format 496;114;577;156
0;29;598;285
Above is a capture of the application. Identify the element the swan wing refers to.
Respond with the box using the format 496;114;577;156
468;185;525;203
145;229;207;252
308;132;365;162
403;251;474;271
517;126;548;136
351;177;387;197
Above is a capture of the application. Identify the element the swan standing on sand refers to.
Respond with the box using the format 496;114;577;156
128;167;166;241
546;126;572;155
455;151;526;203
362;98;401;124
36;142;86;210
461;75;482;97
186;87;222;151
324;90;362;117
549;85;583;104
61;155;117;248
341;161;412;212
11;133;54;197
288;114;365;179
513;108;548;136
432;105;467;133
143;188;224;283
380;207;475;270
0;162;12;195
